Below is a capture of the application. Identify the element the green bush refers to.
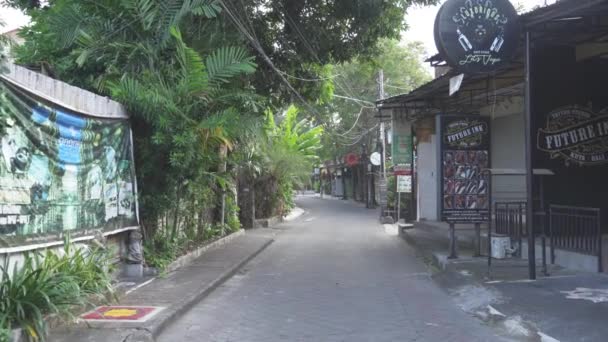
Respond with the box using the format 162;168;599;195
0;314;11;342
225;195;241;233
279;181;295;215
143;231;181;271
42;241;115;299
0;253;82;340
0;239;115;341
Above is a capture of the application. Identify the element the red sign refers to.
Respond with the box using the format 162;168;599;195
394;169;412;176
345;153;360;167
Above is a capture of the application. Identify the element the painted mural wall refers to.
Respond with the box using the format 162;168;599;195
0;80;138;246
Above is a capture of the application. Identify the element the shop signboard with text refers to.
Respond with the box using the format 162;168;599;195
397;175;412;193
439;115;490;223
538;106;608;166
392;119;412;167
434;0;520;74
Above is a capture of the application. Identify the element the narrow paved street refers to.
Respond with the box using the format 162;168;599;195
158;196;504;342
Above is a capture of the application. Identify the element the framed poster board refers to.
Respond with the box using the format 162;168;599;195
439;115;491;223
397;175;412;193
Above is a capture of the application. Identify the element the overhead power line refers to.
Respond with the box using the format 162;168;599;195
332;94;375;107
218;0;321;117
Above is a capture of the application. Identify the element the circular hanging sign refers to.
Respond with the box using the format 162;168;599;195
345;153;360;167
434;0;520;74
370;152;382;166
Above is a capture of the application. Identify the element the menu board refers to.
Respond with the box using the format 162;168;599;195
439;115;491;223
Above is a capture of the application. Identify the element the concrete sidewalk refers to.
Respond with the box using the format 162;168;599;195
49;229;276;342
403;222;608;342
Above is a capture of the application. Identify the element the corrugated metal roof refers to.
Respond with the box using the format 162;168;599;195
0;63;129;120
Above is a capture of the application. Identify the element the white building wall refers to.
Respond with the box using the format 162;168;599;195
334;176;344;197
481;97;527;203
413;96;525;222
417;134;438;221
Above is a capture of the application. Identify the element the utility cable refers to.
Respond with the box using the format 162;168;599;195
218;0;322;117
341;124;379;146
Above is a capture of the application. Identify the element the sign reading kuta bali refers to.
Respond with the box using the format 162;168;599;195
434;0;520;74
537;106;608;166
0;80;138;242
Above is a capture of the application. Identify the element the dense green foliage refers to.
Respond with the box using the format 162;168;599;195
217;0;438;103
0;240;114;341
7;0;438;103
254;105;323;217
318;39;431;162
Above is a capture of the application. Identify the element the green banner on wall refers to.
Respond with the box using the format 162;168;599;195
0;80;138;245
392;123;412;166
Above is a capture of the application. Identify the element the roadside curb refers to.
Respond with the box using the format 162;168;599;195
146;237;274;341
414;221;478;247
254;216;282;228
401;230;443;271
165;229;245;274
284;207;305;222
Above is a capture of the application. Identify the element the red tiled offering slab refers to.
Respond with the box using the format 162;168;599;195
81;306;164;322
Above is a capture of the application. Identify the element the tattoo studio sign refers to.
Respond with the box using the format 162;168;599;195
445;121;489;148
440;115;491;223
434;0;520;74
538;106;608;166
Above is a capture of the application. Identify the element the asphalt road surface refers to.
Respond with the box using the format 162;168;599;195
158;196;505;342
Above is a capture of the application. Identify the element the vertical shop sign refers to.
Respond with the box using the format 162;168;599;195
439;115;491;223
392;119;412;166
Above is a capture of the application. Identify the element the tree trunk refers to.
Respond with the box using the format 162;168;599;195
217;144;228;234
171;184;182;239
237;170;255;229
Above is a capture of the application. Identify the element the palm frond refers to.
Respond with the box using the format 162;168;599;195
171;27;209;95
107;76;194;128
206;46;256;87
124;0;160;31
47;3;87;48
191;0;223;18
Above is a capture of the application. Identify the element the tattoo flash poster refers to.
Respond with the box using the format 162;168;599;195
0;80;138;241
440;115;491;223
